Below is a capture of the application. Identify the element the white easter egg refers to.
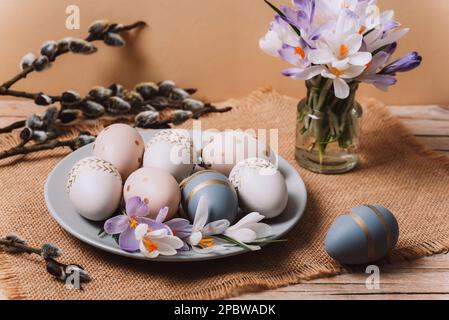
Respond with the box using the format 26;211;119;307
202;131;274;176
143;130;196;182
67;157;122;221
229;158;288;219
93;124;144;180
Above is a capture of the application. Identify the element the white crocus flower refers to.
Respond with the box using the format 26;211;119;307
259;17;300;58
135;224;184;258
309;11;372;70
364;26;410;53
188;197;230;254
321;65;365;99
224;212;273;251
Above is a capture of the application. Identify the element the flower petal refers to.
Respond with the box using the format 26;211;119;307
259;31;283;57
333;78;350;99
134;224;148;241
227;212;265;232
282;66;324;80
189;231;202;246
348;52;372;66
155;207;169;223
126;196;149;217
225;228;257;243
203;220;230;236
251;223;273;239
156;236;184;251
104;215;129;235
308;47;336;64
192;197;209;232
120;227;140;252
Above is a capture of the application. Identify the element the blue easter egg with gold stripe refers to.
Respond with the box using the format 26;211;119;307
180;170;238;224
325;205;399;265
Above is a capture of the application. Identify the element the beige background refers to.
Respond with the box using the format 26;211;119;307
0;0;445;105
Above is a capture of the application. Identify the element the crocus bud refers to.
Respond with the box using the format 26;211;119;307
34;94;53;106
61;90;81;104
33;130;49;143
171;110;193;125
69;39;98;55
58;109;79;124
89;86;113;101
41;243;62;260
40;40;58;59
107;97;131;114
135;82;159;100
135;111;160;128
109;84;125;98
158;80;176;96
169;88;190;101
82;100;105;118
104;33;125;47
88;20;109;37
33;55;51;72
20;53;36;70
26;114;44;129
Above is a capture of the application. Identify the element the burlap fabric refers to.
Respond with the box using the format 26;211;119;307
1;88;449;300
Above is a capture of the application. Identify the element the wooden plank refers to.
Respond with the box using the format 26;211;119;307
398;119;449;136
389;105;449;121
416;136;449;151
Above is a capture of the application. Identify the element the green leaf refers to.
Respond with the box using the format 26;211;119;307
371;44;390;56
215;235;254;251
98;227;106;237
248;239;288;245
263;0;302;37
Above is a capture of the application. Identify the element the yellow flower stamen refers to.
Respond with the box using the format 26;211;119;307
329;67;345;77
130;217;139;229
199;237;215;248
365;61;373;70
359;26;367;35
339;44;349;58
294;47;306;59
143;238;158;252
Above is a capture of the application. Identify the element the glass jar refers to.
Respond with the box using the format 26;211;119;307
295;79;363;174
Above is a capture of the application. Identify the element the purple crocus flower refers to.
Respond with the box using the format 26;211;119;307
104;197;171;253
165;218;193;251
380;51;422;75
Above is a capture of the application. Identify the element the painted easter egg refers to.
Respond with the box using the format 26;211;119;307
67;157;122;221
143;130;196;182
123;167;180;220
325;205;400;265
229;158;288;219
201;131;274;176
180;170;238;224
93;123;145;180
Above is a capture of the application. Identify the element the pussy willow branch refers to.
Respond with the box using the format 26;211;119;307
0;106;232;161
0;238;42;255
1;21;146;89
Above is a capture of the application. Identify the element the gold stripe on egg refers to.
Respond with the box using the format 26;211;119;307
365;205;392;249
348;211;376;262
183;179;230;209
179;170;219;189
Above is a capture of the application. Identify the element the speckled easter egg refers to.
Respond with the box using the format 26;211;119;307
229;158;288;219
325;205;400;265
123;167;180;220
201;131;274;176
93;124;144;180
67;157;122;221
143;130;196;182
180;170;238;224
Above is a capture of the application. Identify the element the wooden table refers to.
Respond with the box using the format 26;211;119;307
0;102;448;300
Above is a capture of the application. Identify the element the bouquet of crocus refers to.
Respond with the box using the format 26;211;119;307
260;0;422;172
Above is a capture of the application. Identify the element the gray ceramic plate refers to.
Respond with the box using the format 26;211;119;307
44;130;307;262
